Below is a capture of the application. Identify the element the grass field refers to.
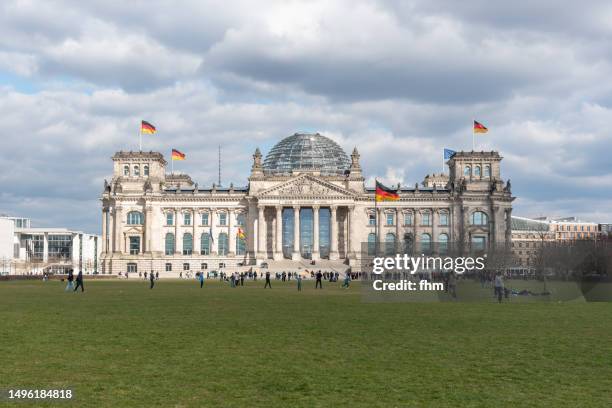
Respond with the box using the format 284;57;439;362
2;279;612;407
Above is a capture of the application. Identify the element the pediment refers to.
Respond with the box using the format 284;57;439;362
257;175;356;198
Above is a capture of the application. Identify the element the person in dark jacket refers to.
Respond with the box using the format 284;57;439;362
73;270;84;292
264;271;272;288
315;270;323;289
65;269;74;291
150;271;155;289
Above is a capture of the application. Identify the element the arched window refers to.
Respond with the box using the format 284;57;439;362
165;233;175;255
144;165;149;176
134;165;140;176
420;233;432;253
123;165;130;176
218;233;229;256
464;165;471;176
236;237;246;255
367;233;376;256
403;233;414;254
183;233;193;255
484;165;491;177
438;233;449;253
385;233;396;255
200;233;210;255
127;211;144;225
471;211;488;226
474;165;481;177
439;212;449;226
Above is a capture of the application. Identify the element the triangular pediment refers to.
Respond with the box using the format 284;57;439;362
257;174;357;198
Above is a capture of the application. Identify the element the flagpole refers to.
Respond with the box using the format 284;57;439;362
139;125;142;152
374;178;378;256
472;118;475;151
171;151;174;174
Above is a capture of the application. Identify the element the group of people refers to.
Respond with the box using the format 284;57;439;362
64;269;85;292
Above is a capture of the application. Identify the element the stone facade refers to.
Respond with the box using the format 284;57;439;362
100;134;514;275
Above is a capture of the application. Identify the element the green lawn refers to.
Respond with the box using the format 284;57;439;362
1;279;612;407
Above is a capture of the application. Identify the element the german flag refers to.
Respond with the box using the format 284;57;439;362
237;227;246;240
141;120;156;134
473;120;488;134
171;149;185;161
375;180;399;202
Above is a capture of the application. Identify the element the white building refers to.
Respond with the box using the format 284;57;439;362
0;215;101;275
101;132;514;276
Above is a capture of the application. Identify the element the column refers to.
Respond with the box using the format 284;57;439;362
114;206;123;253
101;209;107;253
312;206;320;261
348;205;358;258
192;210;198;256
174;209;180;254
210;210;217;255
376;207;383;256
108;209;114;254
228;209;235;256
395;208;401;253
330;205;339;260
432;209;438;253
257;205;265;259
292;205;300;260
145;205;153;254
274;206;283;260
43;232;49;262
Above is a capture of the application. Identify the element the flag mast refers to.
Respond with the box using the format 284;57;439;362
139;124;142;152
374;178;378;255
171;149;174;174
472;118;475;151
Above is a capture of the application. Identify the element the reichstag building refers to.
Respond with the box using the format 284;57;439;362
100;133;514;275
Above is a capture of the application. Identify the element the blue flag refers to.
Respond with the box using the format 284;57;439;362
444;148;456;160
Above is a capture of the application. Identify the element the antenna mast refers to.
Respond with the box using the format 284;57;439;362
218;145;221;186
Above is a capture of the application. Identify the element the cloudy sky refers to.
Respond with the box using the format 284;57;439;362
1;0;612;234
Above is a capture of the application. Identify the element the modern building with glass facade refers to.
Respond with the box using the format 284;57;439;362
100;133;514;275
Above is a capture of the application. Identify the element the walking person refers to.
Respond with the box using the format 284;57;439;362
494;272;504;303
315;270;323;289
240;272;244;286
264;271;272;289
296;273;302;291
65;269;74;291
73;270;84;292
150;270;155;289
198;271;204;288
342;272;351;288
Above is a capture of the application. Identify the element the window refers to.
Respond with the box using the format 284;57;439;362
439;212;449;226
404;213;413;226
386;213;394;226
438;234;449;253
385;233;396;255
471;211;488;226
201;233;211;255
236;213;245;226
165;263;172;272
367;233;376;256
184;212;192;226
472;236;486;251
165;233;175;255
183;263;190;271
201;213;209;226
464;165;471;176
144;165;149;176
368;213;376;226
420;233;431;252
129;236;140;255
218;233;228;255
219;213;227;226
127;263;137;273
474;165;481;177
421;212;431;226
183;233;193;255
237;236;246;255
127;211;144;225
201;263;208;270
219;262;226;269
484;165;491;177
123;165;130;176
166;212;174;226
134;165;140;176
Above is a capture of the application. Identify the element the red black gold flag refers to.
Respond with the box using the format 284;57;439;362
473;120;488;134
171;149;186;161
375;180;400;202
141;120;156;134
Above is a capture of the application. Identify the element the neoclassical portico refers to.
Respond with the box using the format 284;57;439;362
100;133;514;275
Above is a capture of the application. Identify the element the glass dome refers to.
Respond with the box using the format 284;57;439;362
263;133;351;175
